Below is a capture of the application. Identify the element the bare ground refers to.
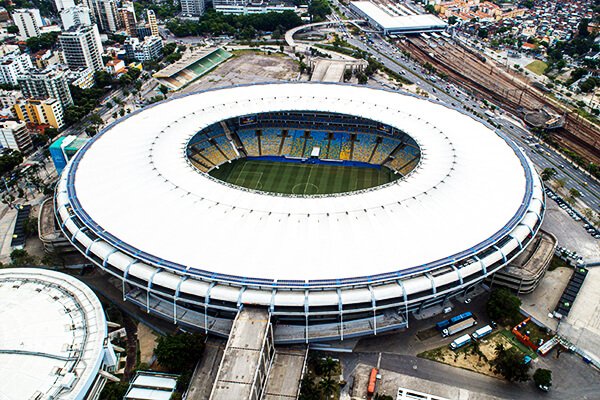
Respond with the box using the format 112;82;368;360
179;51;299;94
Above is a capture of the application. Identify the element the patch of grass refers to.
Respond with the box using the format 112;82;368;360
499;329;537;359
209;158;399;195
525;60;548;75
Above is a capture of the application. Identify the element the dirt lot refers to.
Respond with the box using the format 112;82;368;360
419;332;522;378
179;50;299;94
137;322;158;365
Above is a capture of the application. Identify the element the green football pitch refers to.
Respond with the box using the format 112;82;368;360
209;159;399;195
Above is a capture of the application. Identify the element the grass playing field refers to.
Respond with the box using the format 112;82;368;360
209;159;399;195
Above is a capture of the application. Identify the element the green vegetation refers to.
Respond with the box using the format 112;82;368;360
492;343;531;382
166;10;302;38
155;332;205;373
533;368;552;389
0;149;23;176
299;355;341;400
486;288;522;325
10;249;36;266
133;0;179;19
308;0;331;22
26;32;59;52
209;159;399;195
525;60;548;75
540;167;556;181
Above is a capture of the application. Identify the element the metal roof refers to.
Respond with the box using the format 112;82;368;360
0;268;110;400
350;1;446;31
66;83;532;283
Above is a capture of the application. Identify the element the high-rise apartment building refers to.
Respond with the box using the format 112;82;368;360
14;97;65;129
118;1;137;37
59;24;104;72
147;9;159;37
0;51;33;86
54;0;75;12
84;0;120;32
12;9;43;38
17;67;73;111
60;5;92;30
0;120;32;153
180;0;205;16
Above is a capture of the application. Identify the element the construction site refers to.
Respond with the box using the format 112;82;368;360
396;34;600;165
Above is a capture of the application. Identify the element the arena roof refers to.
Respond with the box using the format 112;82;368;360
350;1;446;33
65;83;534;283
0;268;112;400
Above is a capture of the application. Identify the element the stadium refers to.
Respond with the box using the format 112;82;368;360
55;83;545;343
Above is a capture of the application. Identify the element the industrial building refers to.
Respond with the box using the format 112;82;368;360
350;1;447;34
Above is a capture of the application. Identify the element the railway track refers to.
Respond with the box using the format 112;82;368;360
399;37;600;164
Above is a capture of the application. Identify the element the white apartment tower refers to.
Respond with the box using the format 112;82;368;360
0;120;32;153
17;67;74;110
12;9;43;39
60;5;92;30
59;25;104;72
181;0;205;16
0;51;34;86
54;0;76;12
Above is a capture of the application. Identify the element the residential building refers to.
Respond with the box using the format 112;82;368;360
12;9;43;39
0;120;32;152
0;51;34;86
59;24;104;72
0;90;23;110
85;0;120;32
67;67;95;89
136;25;152;40
181;0;205;17
124;35;163;62
118;1;137;37
60;5;92;30
54;0;75;12
18;67;73;110
14;97;65;129
105;58;125;75
33;49;61;69
147;9;159;37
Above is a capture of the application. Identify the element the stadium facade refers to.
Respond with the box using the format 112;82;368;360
55;83;545;343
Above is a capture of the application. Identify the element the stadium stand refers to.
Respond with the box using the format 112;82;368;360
352;133;377;162
279;131;292;156
238;130;260;156
288;130;306;157
370;136;397;164
154;48;232;91
214;136;237;160
260;129;282;156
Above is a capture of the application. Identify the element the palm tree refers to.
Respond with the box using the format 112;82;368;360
319;375;336;398
320;357;337;378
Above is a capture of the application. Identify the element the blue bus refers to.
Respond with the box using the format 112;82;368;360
436;311;473;331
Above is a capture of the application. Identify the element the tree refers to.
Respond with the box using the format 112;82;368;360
6;25;19;34
493;344;531;382
159;85;169;95
10;249;35;266
318;375;336;397
155;332;205;373
308;0;331;22
569;188;581;202
541;167;556;181
26;32;59;52
486;288;521;323
533;368;552;389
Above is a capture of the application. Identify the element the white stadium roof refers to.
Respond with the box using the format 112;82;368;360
0;268;112;400
66;83;533;284
350;1;446;32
